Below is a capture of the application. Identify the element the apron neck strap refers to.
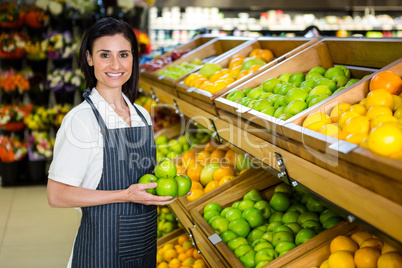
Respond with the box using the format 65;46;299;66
132;104;150;127
83;88;108;130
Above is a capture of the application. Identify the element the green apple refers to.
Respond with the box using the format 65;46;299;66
319;209;339;224
247;100;258;108
308;66;326;75
155;136;168;145
228;218;251;237
332;86;345;95
258;92;274;100
247;229;265;243
324;67;345;80
154;159;177;179
240;97;253;107
207;215;223;225
279;72;292;83
284;100;307;115
289;72;305;87
278;113;293;121
287;202;307;214
247;87;266;100
272;225;293;236
285;88;309;104
155;177;178;200
232;201;241;209
254;200;271;219
267;221;283;232
242;207;265;228
221;230;238;243
164;213;176;222
282;211;300;224
211;216;229;235
267;93;282;103
261;231;273;242
255;223;269;232
300;79;316;90
345;78;360;87
254;241;274;251
332;75;348;88
268;212;284;223
273;106;286;118
238;200;255;211
270;192;291;212
204;202;223;213
228;237;248;251
308;95;329;108
271;231;294;247
306;197;325;213
204;210;221;222
301;220;321;231
261;107;277;116
306;71;324;80
335;65;351;79
255;248;278;263
262;78;281;92
285;222;302;235
309;85;332;96
240;249;256;268
298;212;319;225
273;96;287;109
199;63;222;78
234;243;253;258
273;83;284;94
275;241;296;254
241;58;266;71
226;90;246;102
243;189;263;202
315;77;337;92
166;151;179;160
138;174;158;194
175;175;192;197
225;207;243;222
278;83;295;95
274;183;293;196
256;260;271;268
322;217;342;229
305;94;321;104
295;228;318;245
161;221;176;233
252;99;275;111
242;87;253;95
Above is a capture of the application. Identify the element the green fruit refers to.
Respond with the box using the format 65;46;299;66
255;248;278;263
285;222;302;235
199;63;222;78
284;100;307;115
240;97;253;107
268;212;284;223
241;58;266;71
253;241;274;251
267;93;282;103
155;177;178;200
254;200;271;219
228;218;251;237
305;94;321;104
275;183;293;196
242;207;265;228
255;223;269;232
300;79;316;90
345;78;360;87
204;202;223;213
301;220;321;231
316;77;337;92
308;95;329;108
306;197;325;213
274;96;287;109
232;201;241;209
226;90;245;102
287;202;307;214
279;73;292;83
275;241;296;254
282;211;300;224
256;260;271;268
247;100;257;108
203;210;221;222
298;212;319;225
154;159;177;179
335;65;351;79
138;174;158;194
175;175;192;197
295;228;318;245
271;231;294;247
166;151;180;160
261;231;273;242
324;67;345;80
332;75;348;88
322;217;343;229
155;136;168;145
225;207;243;222
260;107;277;116
228;237;248;251
267;221;283;232
272;225;293;237
247;87;266;100
244;189;263;202
308;66;326;75
319;209;339;224
252;99;275;111
306;71;324;80
211;216;229;235
239;248;256;268
270;192;291;212
273;106;286;118
285;88;309;104
262;78;281;93
309;85;332;96
278;84;295;95
247;229;265;243
200;163;220;187
238;200;255;211
221;230;238;243
278;113;293;121
258;92;274;100
289;72;305;87
242;87;253;95
332;86;345;95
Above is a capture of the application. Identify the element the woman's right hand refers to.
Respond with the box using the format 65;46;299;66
125;183;177;206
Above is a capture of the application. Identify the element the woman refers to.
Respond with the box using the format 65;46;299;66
47;17;176;267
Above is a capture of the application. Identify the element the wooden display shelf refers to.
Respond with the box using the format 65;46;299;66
175;37;318;116
190;181;357;268
141;36;252;88
210;116;402;244
157;227;185;247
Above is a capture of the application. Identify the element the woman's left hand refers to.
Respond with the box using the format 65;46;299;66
125;183;177;206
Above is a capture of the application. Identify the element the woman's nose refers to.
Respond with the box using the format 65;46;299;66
110;56;120;69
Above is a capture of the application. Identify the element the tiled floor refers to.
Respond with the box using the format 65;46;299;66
0;184;81;268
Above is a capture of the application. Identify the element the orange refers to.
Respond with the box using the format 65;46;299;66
330;103;352;123
169;258;181;268
249;48;262;57
182;257;195;266
193;77;208;88
158;262;169;268
239;168;249;175
198;81;212;91
330;236;359;254
213;165;235;181
158;248;165;255
204;180;219;193
370;115;398;129
175;164;187;175
303;112;333;131
258;49;274;62
204;141;218;152
193;249;203;260
247;65;262;74
224;150;236;166
221;76;235;86
366;106;393;121
208;80;227;94
338;111;361;129
349;104;368;116
350;231;373;246
319;123;341;137
381;243;400;254
184;74;199;87
193;259;208;268
181;151;196;169
219;175;234;186
190;181;204;191
178;233;189;246
328;250;356;268
163;243;175;252
196;151;211;166
187;164;203;182
369;71;402;95
164;248;178;262
343;116;370;134
184;246;194;257
210;149;226;164
368;122;402;156
377;252;402;268
228;57;244;70
236;70;249;80
186;189;204;202
354;247;381;268
229;65;242;79
175;245;184;254
178;252;187;262
360;238;384;250
366;89;394;109
346;133;368;145
209;70;227;83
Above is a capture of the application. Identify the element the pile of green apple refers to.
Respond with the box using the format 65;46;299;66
157;205;181;238
203;183;343;268
158;58;203;80
138;159;192;200
225;65;360;121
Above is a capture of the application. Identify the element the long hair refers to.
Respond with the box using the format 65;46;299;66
79;17;139;103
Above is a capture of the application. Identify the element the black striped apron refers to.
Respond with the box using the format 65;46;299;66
72;90;157;267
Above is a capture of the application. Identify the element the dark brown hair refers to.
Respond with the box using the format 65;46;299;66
79;17;139;102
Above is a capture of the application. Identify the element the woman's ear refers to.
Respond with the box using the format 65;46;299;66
86;50;93;66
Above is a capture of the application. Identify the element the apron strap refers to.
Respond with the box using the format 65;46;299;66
133;104;151;127
83;88;108;131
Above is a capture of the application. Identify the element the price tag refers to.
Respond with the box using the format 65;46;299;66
187;87;197;93
329;140;358;154
208;233;222;245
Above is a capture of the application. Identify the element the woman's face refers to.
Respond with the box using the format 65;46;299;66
87;34;133;92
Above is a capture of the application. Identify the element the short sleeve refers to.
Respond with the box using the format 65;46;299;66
48;107;100;187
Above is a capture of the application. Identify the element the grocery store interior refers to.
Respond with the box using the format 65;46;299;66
1;0;402;267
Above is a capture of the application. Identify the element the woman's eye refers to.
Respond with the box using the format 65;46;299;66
100;53;109;58
120;53;129;58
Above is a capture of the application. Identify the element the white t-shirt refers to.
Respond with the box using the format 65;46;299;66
48;88;152;189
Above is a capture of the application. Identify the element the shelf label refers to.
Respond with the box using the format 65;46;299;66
208;233;222;245
329;140;358;154
187;87;197;93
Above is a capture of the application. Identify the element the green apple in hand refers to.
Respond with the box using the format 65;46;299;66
175;175;192;197
138;174;158;194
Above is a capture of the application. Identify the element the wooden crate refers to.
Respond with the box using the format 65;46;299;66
157;227;185;247
215;38;402;136
175;37;318;116
190;183;357;268
141;37;252;88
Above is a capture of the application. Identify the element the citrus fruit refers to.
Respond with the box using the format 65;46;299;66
330;236;359;254
349;104;368;116
343;116;370;134
184;164;202;182
366;106;393;121
371;115;398;129
338;111;361;129
382;243;399;254
213;165;235;181
360;238;384;250
204;180;219;193
303;112;333;131
204;141;218;152
366;89;394;109
208;80;227;94
219;175;234;186
210;149;226;163
178;234;189;246
193;259;208;268
181;151;196;168
229;57;245;70
169;258;180;268
258;49;274;62
250;48;263;57
354;247;381;268
186;189;204;202
164;248;178;262
334;130;350;140
320;260;329;268
190;181;203;191
394;107;402;119
360;98;367;107
157;262;169;268
350;231;373;246
330;103;352;122
237;70;249;80
369;71;402;94
196;150;211;166
377;252;402;268
392;95;402;111
328;250;355;268
224;149;236;166
367;122;402;156
229;65;242;79
193;249;202;260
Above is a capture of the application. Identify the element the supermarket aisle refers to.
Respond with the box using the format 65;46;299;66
0;185;81;268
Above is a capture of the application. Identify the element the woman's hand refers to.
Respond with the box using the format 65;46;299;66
125;183;177;206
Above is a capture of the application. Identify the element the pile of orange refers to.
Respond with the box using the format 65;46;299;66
317;230;402;268
183;48;274;95
157;233;207;268
302;71;402;159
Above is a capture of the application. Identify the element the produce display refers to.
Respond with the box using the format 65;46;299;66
157;232;208;268
225;65;360;120
152;106;182;133
302;71;402;160
314;230;402;268
157;205;180;238
183;48;275;94
140;49;191;72
202;184;343;268
157;58;203;80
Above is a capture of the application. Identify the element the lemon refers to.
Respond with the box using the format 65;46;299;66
319;123;341;137
346;133;368;145
370;115;398;129
330;103;352;123
303;112;333;131
368;122;402;156
349;103;367;115
392;95;402;111
365;88;394;109
328;250;355;268
338;111;361;129
343;116;370;134
394;107;402;119
366;106;393;120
